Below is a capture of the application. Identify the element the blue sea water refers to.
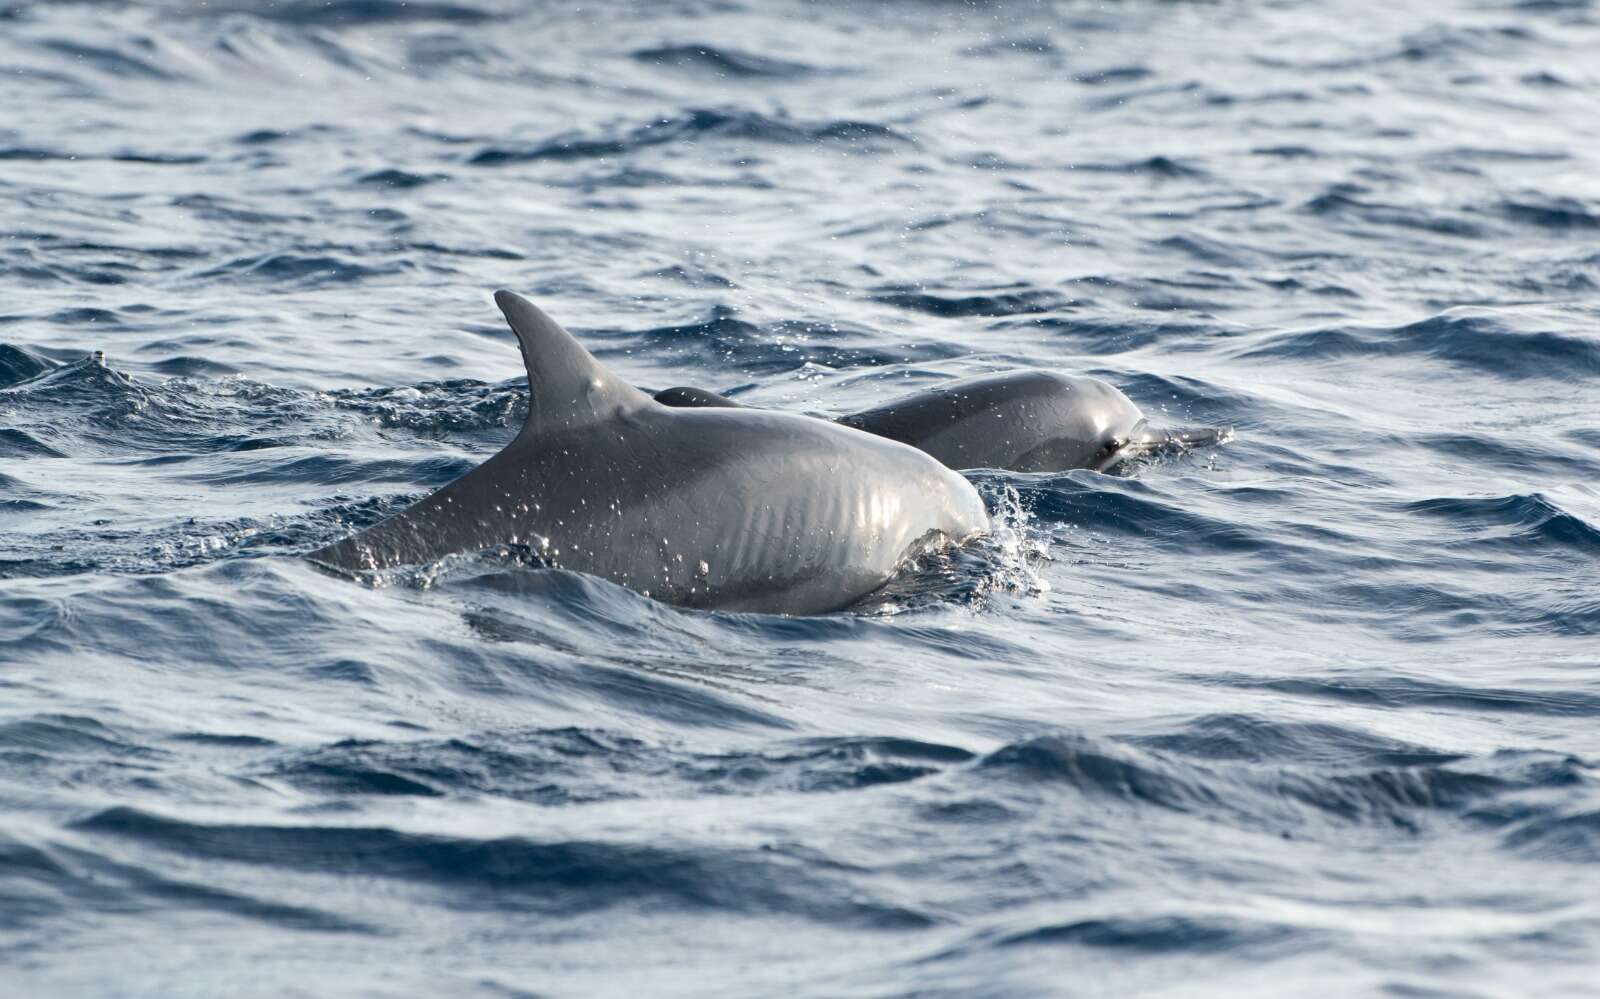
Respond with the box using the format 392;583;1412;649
2;0;1599;994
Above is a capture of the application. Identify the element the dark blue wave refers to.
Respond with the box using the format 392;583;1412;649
612;303;963;374
1238;312;1600;378
71;806;936;926
631;44;818;79
0;344;54;388
469;108;913;165
992;914;1297;953
242;0;496;27
871;287;1073;318
197;252;409;286
1406;492;1600;553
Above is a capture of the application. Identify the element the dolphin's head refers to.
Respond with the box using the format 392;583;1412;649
996;373;1146;472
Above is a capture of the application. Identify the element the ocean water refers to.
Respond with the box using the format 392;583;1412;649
2;0;1599;994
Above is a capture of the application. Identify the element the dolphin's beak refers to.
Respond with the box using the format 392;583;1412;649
1107;422;1235;469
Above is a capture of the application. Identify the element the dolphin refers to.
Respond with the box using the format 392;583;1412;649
656;371;1230;473
308;291;989;614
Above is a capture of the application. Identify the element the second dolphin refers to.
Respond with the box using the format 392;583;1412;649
657;371;1229;473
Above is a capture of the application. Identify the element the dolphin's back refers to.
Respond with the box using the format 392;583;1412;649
605;407;986;612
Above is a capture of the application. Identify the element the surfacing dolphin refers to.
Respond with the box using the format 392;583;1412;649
655;371;1229;473
308;291;989;614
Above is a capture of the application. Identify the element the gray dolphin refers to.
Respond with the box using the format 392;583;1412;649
308;291;989;614
656;371;1229;473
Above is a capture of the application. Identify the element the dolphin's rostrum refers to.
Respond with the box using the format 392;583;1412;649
308;291;990;614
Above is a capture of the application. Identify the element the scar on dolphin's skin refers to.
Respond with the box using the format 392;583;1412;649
655;373;1231;473
308;291;989;615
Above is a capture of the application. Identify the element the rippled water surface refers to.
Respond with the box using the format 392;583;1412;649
3;0;1599;994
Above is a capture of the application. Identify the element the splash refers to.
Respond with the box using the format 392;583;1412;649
860;480;1051;615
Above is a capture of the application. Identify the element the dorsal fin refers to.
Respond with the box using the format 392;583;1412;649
494;290;652;433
